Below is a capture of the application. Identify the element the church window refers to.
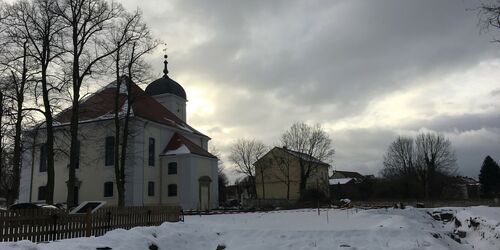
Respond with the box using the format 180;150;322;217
148;181;155;196
104;182;114;197
105;136;115;166
168;184;177;197
75;140;80;169
37;186;46;201
39;144;47;172
168;162;177;175
148;138;155;166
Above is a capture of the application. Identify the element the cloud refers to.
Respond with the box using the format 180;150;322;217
120;0;500;182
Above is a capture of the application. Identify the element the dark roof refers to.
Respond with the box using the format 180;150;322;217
54;76;207;137
282;147;330;166
162;133;217;159
258;147;329;166
145;75;186;100
56;88;127;123
331;170;365;179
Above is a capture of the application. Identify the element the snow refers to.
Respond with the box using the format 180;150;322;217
1;207;499;250
178;124;193;133
329;178;353;185
165;144;190;155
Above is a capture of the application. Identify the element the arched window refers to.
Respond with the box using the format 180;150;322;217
148;138;155;166
168;184;177;197
168;162;177;175
38;186;46;201
39;144;47;172
104;181;114;197
148;181;155;196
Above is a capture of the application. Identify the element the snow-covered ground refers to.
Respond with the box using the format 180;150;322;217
1;207;499;250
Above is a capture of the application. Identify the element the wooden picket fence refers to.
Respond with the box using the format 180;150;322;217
0;206;182;242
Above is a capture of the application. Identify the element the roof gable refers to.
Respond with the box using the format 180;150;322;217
280;147;330;166
255;147;330;167
331;170;364;179
54;76;207;137
163;133;217;159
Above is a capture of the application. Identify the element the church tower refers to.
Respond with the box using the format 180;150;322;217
145;55;187;121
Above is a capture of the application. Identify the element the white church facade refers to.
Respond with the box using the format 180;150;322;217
18;57;218;210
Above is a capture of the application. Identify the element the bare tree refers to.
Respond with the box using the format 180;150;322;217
0;86;4;196
53;0;123;207
109;9;158;206
381;136;417;198
479;1;500;38
210;144;228;204
380;132;457;199
382;136;416;178
415;132;456;199
3;0;68;204
280;122;334;199
229;138;267;199
0;1;50;203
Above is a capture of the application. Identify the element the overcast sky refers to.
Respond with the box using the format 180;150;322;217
122;0;500;182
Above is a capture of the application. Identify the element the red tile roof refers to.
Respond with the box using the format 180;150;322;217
54;76;207;138
163;133;217;159
55;88;127;123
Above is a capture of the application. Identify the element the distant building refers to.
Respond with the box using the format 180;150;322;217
329;170;368;200
330;170;365;183
254;147;330;201
19;57;218;210
442;176;480;199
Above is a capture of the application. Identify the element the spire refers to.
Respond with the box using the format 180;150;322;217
163;54;169;76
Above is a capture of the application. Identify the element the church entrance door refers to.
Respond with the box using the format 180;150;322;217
198;176;212;211
200;186;209;211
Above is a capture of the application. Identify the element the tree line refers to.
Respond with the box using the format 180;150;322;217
0;0;160;206
378;132;458;200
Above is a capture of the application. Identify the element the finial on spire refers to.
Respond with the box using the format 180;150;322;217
163;44;168;76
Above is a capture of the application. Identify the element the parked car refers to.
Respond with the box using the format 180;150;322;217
223;199;240;208
9;203;60;210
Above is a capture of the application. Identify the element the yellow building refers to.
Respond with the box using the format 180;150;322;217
254;147;330;201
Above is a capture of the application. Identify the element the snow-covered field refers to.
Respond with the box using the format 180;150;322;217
1;207;499;250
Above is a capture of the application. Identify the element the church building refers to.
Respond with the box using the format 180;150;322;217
19;56;219;210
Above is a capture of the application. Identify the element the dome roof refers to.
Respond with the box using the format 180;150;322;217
145;75;186;100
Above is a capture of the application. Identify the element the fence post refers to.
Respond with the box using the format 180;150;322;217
51;214;59;241
147;210;152;226
85;209;92;237
106;211;112;231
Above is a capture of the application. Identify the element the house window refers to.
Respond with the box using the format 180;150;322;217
168;162;177;175
39;144;47;172
148;181;155;196
37;186;46;201
168;184;177;197
104;182;114;197
148;138;155;166
105;136;115;166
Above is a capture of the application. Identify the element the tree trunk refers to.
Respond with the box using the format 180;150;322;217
113;49;124;207
41;57;55;204
9;42;28;205
118;76;133;207
260;169;265;200
67;30;80;207
0;91;3;197
299;163;307;199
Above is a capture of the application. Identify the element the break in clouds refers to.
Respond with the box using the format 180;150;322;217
121;0;500;181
